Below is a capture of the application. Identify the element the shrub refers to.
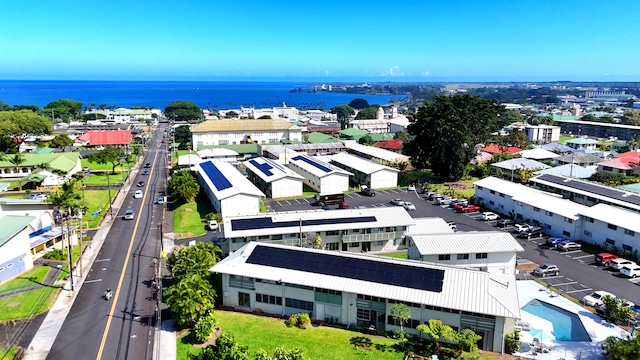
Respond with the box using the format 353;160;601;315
284;313;310;329
43;249;65;261
192;315;215;343
504;330;521;354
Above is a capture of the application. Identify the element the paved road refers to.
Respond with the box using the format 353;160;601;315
47;127;169;360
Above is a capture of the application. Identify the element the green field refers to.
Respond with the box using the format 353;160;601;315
173;194;214;238
0;266;61;320
177;311;404;360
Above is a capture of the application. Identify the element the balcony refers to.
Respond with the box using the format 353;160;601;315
342;231;396;244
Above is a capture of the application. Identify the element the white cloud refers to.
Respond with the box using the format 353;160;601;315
325;70;329;76
381;65;404;76
421;70;430;76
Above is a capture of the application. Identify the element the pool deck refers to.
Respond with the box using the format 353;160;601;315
513;280;632;360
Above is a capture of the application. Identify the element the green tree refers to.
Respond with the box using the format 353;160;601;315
165;101;203;122
166;242;220;277
168;170;200;203
44;99;83;121
50;133;74;149
358;134;374;145
165;273;216;328
602;335;640;359
174;125;192;147
0;110;53;153
405;94;506;181
331;104;355;121
599;296;634;324
348;98;370;110
457;328;482;353
394;131;408;142
86;146;127;174
355;107;378;120
390;303;411;347
188;332;249;360
416;319;457;356
9;154;26;191
620;110;640;126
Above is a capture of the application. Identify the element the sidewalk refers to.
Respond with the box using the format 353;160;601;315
23;167;178;360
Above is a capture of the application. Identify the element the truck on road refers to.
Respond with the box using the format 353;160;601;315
314;193;345;205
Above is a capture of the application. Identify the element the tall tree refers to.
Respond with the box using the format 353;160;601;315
390;303;411;348
168;170;200;203
167;242;220;278
50;133;74;149
164;273;216;329
86;146;126;174
348;98;370;110
9;154;26;191
174;125;192;146
405;94;506;181
0;110;53;153
355;107;378;120
331;104;355;121
44;99;83;121
165;101;203;122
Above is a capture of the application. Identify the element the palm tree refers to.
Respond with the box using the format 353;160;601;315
390;303;411;348
164;273;216;328
9;154;26;191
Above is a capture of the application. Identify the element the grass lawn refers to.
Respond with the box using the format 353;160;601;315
380;251;408;259
0;286;60;320
177;310;404;360
173;194;214;238
0;346;19;360
81;159;135;173
0;266;50;292
81;189;112;229
559;136;574;143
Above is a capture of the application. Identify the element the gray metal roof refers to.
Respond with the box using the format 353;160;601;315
405;217;455;236
578;203;640;233
328;152;399;175
243;157;304;183
222;207;414;238
287;154;352;177
408;232;524;256
211;242;521;319
195;160;265;200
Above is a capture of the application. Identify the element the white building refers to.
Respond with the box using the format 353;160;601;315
286;155;352;194
244;157;304;198
211;242;520;352
195;160;265;217
406;232;524;275
197;148;240;162
345;141;410;164
523;124;560;144
328;152;399;189
579;204;640;252
220;207;415;255
190;119;303;150
405;217;456;236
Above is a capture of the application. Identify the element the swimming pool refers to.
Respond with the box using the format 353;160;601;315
522;299;591;341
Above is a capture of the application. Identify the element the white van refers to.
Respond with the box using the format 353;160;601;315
134;190;143;199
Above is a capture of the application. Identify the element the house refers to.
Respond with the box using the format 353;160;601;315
328;152;399;189
345;142;410;164
338;128;369;141
219;207;415;255
406;232;524;275
579;204;640;252
190;119;302;150
75;129;132;147
197;148;240;162
176;154;203;170
478;144;522;154
555;118;640;141
490;158;550;173
564;138;598;150
523;124;561;143
305;132;341;144
517;148;559;161
533;164;596;179
0;152;82;187
244;157;304;198
211;242;520;352
373;138;403;151
195;160;265;217
554;152;603;168
286;154;352;194
405;217;456;236
595;151;639;175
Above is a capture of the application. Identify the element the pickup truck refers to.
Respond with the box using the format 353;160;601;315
455;204;480;213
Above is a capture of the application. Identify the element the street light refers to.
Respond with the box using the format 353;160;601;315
106;171;113;219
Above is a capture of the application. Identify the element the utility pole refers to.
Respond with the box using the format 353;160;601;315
66;208;74;295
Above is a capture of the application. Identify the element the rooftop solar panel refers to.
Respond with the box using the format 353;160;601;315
535;174;640;207
264;158;287;172
291;155;331;173
201;161;233;191
246;246;444;293
249;159;274;177
231;216;378;231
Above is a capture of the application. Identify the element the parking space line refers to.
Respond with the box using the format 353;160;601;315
629;278;640;283
565;288;591;294
553;281;577;286
572;255;593;260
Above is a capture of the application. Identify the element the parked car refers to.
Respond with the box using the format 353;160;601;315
407;184;415;191
427;193;442;201
322;204;331;210
594;253;619;266
123;209;135;220
449;199;468;208
481;212;500;221
338;202;350;209
607;258;636;271
545;237;569;248
137;181;145;187
207;220;219;231
513;224;533;234
403;202;416;211
83;166;90;172
496;219;515;228
390;199;405;206
455;204;481;213
620;264;640;278
436;197;455;206
598;300;635;315
28;193;49;200
360;187;376;197
156;197;165;205
582;290;616;307
534;264;560;277
557;241;582;252
134;190;143;199
518;227;544;239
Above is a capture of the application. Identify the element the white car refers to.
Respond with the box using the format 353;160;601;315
620;263;640;278
582;290;615;307
607;258;636;271
407;185;416;192
513;224;533;233
123;209;135;220
390;199;405;206
403;202;416;211
134;190;143;199
481;212;500;221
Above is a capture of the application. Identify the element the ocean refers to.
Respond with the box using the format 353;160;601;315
0;81;402;111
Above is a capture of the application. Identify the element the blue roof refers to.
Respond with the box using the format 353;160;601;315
201;161;232;191
291;155;331;172
249;159;275;177
534;164;596;179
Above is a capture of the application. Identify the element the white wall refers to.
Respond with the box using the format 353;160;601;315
271;177;303;198
220;194;261;217
319;174;350;195
582;218;640;250
370;170;398;189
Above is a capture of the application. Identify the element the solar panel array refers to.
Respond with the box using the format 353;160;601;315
231;216;377;231
536;174;640;206
249;159;275;177
246;245;445;293
291;155;331;173
201;161;233;191
264;158;287;172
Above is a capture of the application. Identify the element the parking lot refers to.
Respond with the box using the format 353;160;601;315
267;188;640;305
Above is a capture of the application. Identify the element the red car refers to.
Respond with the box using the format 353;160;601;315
455;204;480;213
338;202;350;209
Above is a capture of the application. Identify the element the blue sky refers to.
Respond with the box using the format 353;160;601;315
1;0;639;81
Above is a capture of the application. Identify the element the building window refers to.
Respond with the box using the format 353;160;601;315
326;230;339;236
349;242;360;248
533;207;540;212
564;217;573;224
489;200;495;205
562;230;571;237
608;224;618;231
586;217;594;223
475;253;488;259
219;140;229;145
605;238;615;246
326;243;339;250
545;224;552;230
457;254;469;260
256;293;282;305
624;229;635;236
357;309;371;321
285;298;313;311
239;292;251;307
584;230;592;238
438;254;451;261
545;211;553;217
490;190;495;194
622;244;633;252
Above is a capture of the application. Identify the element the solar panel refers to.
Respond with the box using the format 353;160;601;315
535;174;640;207
201;161;232;191
249;159;274;177
246;246;445;293
291;155;331;173
264;158;287;172
231;216;378;231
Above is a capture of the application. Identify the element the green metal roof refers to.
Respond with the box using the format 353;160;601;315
30;148;56;154
196;144;258;154
0;215;36;247
306;132;341;143
617;183;640;194
339;128;369;136
369;133;395;142
0;152;80;173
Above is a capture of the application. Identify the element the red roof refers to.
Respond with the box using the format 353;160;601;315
596;157;639;170
373;138;403;150
478;144;522;154
78;130;132;146
615;150;640;161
